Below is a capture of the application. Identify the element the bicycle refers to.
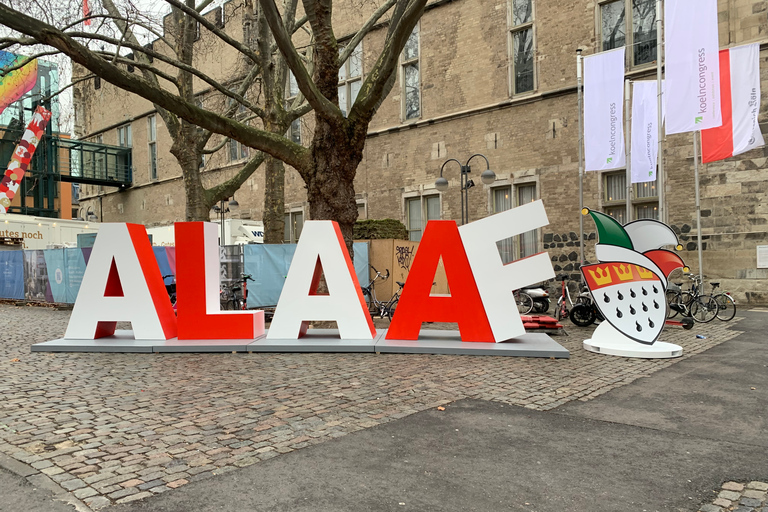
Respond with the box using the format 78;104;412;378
710;281;737;321
360;265;408;320
556;274;583;321
162;274;176;308
220;273;254;310
514;289;534;315
665;273;718;323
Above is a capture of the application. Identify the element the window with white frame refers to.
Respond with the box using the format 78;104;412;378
492;183;538;262
492;186;515;263
401;25;420;121
517;183;538;257
286;72;301;144
603;171;659;223
510;0;535;94
406;195;439;241
600;0;657;67
284;210;304;243
357;201;366;220
117;124;132;147
147;115;157;180
338;42;362;117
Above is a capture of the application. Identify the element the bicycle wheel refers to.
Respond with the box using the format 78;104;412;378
690;296;717;323
516;292;534;315
714;293;736;321
665;290;681;319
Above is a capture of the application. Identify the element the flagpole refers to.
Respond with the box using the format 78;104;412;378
625;79;632;222
693;130;704;285
656;0;665;223
577;49;585;269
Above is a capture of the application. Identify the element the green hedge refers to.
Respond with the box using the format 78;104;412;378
353;219;408;240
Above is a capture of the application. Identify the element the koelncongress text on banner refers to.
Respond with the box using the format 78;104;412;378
584;48;626;172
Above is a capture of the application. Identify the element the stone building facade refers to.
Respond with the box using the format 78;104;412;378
74;0;768;303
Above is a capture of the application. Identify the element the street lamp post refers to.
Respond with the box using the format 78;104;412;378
435;154;496;225
211;196;240;246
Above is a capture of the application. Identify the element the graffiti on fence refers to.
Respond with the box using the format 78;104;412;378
395;244;415;271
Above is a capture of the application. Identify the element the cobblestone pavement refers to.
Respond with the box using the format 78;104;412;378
698;481;768;512
0;304;746;509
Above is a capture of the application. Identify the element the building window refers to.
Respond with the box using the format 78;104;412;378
338;42;362;117
401;25;420;121
284;210;304;243
117;124;132;147
357;201;366;220
492;184;538;262
94;76;101;90
600;0;657;67
603;171;659;223
286;72;301;144
148;115;157;180
517;183;538;257
406;195;439;241
510;0;535;94
492;186;514;263
229;138;249;162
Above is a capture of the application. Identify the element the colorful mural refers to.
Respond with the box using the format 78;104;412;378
0;52;38;116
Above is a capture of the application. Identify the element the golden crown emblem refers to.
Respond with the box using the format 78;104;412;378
615;264;634;282
588;266;613;287
636;266;654;280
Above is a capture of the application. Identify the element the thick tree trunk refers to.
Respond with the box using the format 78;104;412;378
308;117;363;256
263;155;286;243
171;131;209;221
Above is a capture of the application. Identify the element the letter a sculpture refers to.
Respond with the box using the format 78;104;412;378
581;209;689;358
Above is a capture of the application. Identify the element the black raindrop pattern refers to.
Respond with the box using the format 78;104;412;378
600;280;666;341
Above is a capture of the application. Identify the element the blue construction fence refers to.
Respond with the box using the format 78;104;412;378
0;242;369;308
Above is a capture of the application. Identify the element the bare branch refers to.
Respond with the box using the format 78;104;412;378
259;0;341;121
205;151;266;203
162;0;260;63
349;0;426;123
0;3;309;170
339;0;396;64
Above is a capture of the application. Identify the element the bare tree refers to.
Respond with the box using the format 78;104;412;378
0;0;426;251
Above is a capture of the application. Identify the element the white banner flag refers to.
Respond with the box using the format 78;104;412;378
665;0;721;134
631;81;664;183
584;48;626;171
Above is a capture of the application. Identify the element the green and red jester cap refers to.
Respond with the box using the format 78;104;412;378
580;209;688;345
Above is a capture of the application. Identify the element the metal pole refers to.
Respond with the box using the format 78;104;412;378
656;0;665;223
220;200;225;246
693;131;704;285
625;79;632;222
577;49;585;268
460;166;466;225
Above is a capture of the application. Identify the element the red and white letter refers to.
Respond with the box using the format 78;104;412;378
65;223;177;340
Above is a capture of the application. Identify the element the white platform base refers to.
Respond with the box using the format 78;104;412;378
583;322;683;359
33;329;569;358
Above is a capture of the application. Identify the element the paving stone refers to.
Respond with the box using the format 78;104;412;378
725;482;747;492
84;496;112;510
748;482;768;491
742;498;763;507
713;498;733;507
72;487;99;499
744;490;767;500
699;505;723;512
0;305;747;505
720;490;743;501
116;491;153;504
